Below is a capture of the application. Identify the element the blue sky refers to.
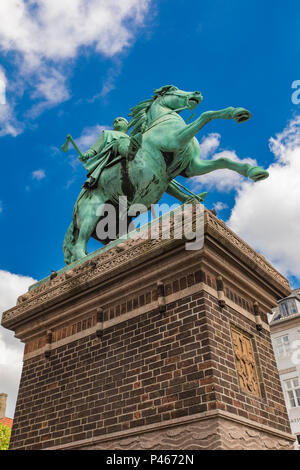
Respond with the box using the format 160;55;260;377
0;0;300;417
0;0;299;280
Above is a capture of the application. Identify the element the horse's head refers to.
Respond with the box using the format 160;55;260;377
129;85;203;136
154;85;203;112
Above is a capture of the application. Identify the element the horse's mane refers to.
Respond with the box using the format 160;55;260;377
128;96;156;136
128;86;179;136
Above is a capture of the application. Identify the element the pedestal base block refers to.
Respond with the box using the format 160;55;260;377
2;209;295;450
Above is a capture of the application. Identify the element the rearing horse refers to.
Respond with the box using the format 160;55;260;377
63;85;269;264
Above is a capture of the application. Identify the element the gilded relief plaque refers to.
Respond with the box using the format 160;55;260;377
231;327;260;397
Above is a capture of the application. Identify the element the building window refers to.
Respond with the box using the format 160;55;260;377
275;335;290;359
279;299;298;317
297;435;300;445
284;378;300;408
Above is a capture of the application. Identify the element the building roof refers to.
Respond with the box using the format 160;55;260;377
278;288;300;303
270;288;300;325
0;417;13;429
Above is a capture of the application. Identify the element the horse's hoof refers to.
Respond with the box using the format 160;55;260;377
247;166;269;182
233;108;252;123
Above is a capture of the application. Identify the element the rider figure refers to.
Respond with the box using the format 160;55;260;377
80;117;130;189
79;116;206;203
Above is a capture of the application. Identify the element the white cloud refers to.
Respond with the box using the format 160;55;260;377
200;133;221;159
0;0;151;133
27;68;70;118
0;270;37;418
0;66;6;105
213;201;228;212
32;169;46;180
0;201;3;213
0;0;150;62
0;102;22;137
228;116;300;280
0;66;23;137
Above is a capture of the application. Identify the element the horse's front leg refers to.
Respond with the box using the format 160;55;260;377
176;107;251;147
185;154;269;182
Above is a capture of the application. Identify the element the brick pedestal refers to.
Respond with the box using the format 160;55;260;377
2;208;295;450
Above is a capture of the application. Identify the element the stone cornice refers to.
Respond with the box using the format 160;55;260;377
1;206;290;330
23;281;271;361
204;211;290;293
2;235;183;329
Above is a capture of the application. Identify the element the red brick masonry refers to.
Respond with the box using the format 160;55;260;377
2;209;294;449
10;290;290;449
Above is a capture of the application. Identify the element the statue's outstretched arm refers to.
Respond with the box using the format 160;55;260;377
82;132;106;161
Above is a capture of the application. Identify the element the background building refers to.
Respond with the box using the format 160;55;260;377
0;393;13;429
270;289;300;449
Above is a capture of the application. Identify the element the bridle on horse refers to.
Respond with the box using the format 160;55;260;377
145;91;199;133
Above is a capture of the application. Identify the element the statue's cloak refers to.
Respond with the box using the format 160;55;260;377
83;129;128;188
73;129;128;218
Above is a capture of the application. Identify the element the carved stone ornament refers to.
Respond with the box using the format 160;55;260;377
1;208;290;329
231;327;260;397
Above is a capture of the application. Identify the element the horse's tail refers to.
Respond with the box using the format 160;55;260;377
63;221;79;265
